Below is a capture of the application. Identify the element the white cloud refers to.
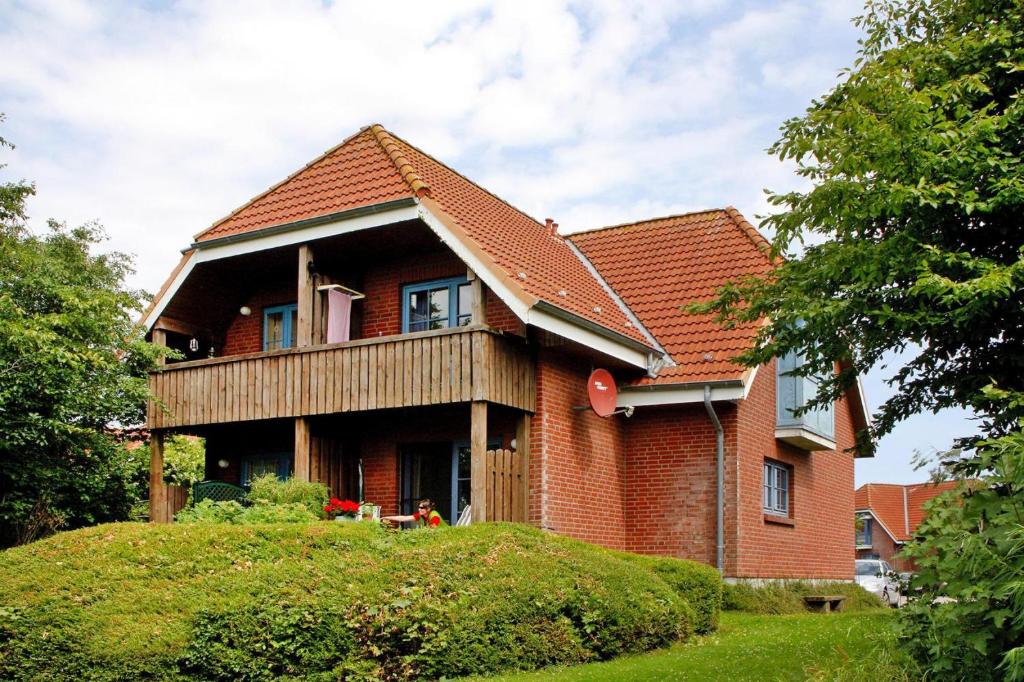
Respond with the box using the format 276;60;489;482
2;0;961;477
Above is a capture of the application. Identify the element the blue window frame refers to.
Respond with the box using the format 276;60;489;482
776;350;835;440
400;438;500;524
263;304;298;351
241;452;292;485
856;515;873;547
763;460;790;516
401;277;472;333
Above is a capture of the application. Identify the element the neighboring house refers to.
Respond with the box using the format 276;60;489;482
143;123;871;580
855;480;962;571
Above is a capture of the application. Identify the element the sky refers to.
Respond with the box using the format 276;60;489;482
0;0;975;486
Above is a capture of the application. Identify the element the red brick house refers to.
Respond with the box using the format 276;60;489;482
143;123;870;580
855;480;960;571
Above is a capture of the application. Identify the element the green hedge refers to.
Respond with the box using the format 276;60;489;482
0;523;714;680
722;580;884;614
620;553;723;633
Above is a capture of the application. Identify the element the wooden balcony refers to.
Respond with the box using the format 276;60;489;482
147;326;534;429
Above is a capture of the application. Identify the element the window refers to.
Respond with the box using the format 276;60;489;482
776;350;835;440
763;460;790;516
240;453;291;484
263;304;298;351
401;277;473;333
856;515;873;546
400;438;501;524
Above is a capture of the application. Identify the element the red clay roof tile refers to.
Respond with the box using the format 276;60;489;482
192;124;650;347
570;209;774;384
856;480;962;541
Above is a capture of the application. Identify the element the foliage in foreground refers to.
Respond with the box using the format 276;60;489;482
247;474;330;518
722;580;884;615
174;499;320;524
623;552;723;633
479;611;916;682
898;427;1024;681
0;522;718;680
120;435;207;518
0;123;161;547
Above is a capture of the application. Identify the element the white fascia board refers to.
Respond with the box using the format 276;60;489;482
526;306;650;369
415;203;531;321
618;383;747;407
416;201;652;370
141;204;420;331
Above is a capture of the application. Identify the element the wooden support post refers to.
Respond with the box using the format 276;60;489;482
469;268;486;326
470;400;488;523
294;417;311;481
514;413;531;523
297;244;314;347
152;329;167;367
149;430;166;523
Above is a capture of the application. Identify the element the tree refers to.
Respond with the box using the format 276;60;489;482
694;1;1024;678
0;121;161;545
697;0;1024;450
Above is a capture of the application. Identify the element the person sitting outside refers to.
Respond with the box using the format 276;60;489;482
381;499;444;528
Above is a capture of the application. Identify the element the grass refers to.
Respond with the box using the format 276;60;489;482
472;610;915;681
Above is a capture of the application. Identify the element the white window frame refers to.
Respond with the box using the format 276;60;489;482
763;460;790;516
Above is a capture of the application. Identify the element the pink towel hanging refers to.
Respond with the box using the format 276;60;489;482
326;289;352;343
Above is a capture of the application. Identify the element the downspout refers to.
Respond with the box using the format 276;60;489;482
704;386;725;575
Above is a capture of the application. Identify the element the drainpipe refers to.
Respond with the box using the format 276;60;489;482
704;386;725;575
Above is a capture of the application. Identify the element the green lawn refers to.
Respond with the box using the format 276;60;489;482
473;611;909;681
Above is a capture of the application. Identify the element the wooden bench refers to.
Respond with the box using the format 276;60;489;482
803;595;846;613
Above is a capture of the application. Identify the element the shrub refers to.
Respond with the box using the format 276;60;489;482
176;499;318;524
621;553;722;633
247;474;329;518
722;581;883;614
0;522;713;680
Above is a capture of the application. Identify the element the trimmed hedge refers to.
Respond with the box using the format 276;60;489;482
620;553;723;633
0;522;718;680
722;580;884;614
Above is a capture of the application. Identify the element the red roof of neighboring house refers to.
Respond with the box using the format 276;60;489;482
855;480;962;541
569;208;774;384
192;124;649;347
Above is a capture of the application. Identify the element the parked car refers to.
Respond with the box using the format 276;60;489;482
855;559;900;607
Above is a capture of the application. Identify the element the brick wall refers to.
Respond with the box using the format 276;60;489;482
221;281;297;356
221;248;522;355
622;403;738;569
529;348;628;550
733;359;857;579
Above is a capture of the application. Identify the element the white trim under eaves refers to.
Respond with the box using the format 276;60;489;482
617;382;747;406
141;204;420;331
416;201;652;370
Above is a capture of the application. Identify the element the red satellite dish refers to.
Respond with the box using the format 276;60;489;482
587;369;618;417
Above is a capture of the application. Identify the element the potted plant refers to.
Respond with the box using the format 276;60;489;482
324;497;360;522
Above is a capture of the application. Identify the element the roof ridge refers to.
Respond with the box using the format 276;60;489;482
368;124;431;198
723;206;776;262
569;208;727;239
379;126;549;229
194;126;381;241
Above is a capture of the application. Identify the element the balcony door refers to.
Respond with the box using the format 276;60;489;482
400;439;498;524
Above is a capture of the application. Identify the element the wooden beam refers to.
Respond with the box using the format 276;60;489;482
149;431;166;523
152;328;167;367
152;315;212;339
514;413;531;523
297;244;314;347
470;400;488;523
294;417;311;481
469;268;487;326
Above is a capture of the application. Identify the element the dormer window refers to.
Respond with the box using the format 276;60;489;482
402;277;472;333
775;351;836;450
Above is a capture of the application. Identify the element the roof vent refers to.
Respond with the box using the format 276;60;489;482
518;272;528;280
703;353;715;362
551;222;559;237
593;306;602;314
558;289;567;297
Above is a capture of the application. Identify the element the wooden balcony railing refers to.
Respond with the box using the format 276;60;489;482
147;327;534;429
